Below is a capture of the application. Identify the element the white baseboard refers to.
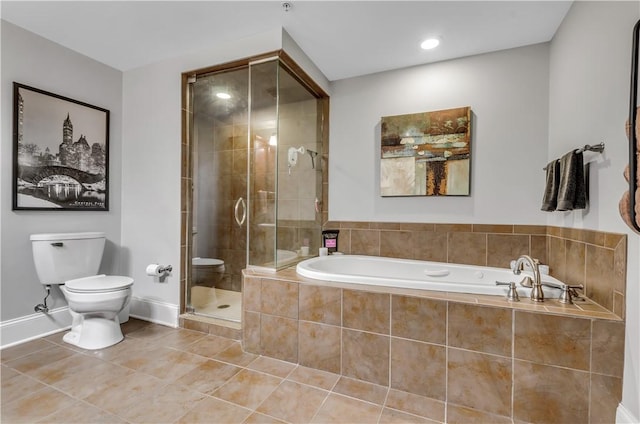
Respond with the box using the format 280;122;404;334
129;296;179;328
0;307;72;349
617;403;640;424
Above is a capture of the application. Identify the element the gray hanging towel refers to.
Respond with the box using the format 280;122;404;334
541;159;560;211
557;151;586;211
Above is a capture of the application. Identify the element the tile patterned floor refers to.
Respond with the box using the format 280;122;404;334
1;319;438;424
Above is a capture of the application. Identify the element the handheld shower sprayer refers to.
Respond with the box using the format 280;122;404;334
288;146;306;168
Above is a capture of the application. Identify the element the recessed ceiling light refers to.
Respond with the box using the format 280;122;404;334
216;92;231;99
421;38;440;50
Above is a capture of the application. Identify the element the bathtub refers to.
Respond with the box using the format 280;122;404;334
296;255;565;298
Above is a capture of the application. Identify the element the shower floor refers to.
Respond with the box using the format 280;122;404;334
190;286;241;322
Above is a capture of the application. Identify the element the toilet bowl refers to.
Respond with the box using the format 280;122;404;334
61;275;133;349
30;232;134;350
192;257;225;287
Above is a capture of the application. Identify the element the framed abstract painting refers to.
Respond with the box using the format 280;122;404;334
381;106;471;197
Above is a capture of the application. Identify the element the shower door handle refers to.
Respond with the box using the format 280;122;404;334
234;197;247;227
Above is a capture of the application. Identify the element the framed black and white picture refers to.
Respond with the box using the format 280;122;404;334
13;83;110;210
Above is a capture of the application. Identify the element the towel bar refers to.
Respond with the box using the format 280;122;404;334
542;143;605;170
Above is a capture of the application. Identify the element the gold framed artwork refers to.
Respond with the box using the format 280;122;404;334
381;106;471;196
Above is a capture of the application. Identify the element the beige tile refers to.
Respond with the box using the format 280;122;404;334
247;356;296;378
514;311;590;370
132;347;209;380
380;230;416;259
614;239;627;294
261;279;299;319
342;329;389;386
4;344;76;375
176;396;252;424
548;236;566;281
390;338;445;400
159;328;208;350
119;383;207;423
213;369;282;410
350;229;381;256
474;224;514;234
446;403;512;424
590;373;623;424
257;380;328;423
447;348;512;416
586;245;615;311
332;376;388;405
215;342;259;367
243;276;262;312
412;231;448;262
185;334;237;359
1;387;77;423
299;284;341;325
311;393;383;424
84;371;164;414
243;412;288;424
286;365;340;390
243;311;261;354
1;339;56;363
447;232;487;266
343;289;390;334
379;408;437;423
174;359;242;395
35;400;126;423
260;314;298;363
592;320;625;377
448;303;512;357
120;317;152;335
126;322;178;341
530;234;548;265
298;321;341;374
391;295;446;344
565;240;586;286
1;371;47;406
513;360;589;424
487;234;529;268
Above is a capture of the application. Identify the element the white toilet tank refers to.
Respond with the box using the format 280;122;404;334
30;232;106;285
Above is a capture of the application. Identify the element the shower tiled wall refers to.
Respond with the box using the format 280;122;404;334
242;274;625;423
322;222;627;318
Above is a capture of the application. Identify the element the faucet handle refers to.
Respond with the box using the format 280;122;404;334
558;284;584;304
496;281;520;302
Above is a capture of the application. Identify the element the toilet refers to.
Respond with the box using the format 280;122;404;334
192;257;225;287
30;232;133;350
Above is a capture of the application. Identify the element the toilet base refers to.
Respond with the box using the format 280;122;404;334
63;315;124;350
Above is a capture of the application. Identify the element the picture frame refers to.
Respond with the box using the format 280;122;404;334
381;106;471;197
13;82;110;210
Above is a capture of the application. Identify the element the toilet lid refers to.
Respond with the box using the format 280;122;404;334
65;274;134;293
192;257;224;267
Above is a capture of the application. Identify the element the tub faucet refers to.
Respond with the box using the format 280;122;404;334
513;255;544;302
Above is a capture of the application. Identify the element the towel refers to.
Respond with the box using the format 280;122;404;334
541;159;560;211
556;151;586;211
619;107;640;234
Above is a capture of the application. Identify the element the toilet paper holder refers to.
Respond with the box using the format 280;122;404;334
146;264;173;277
158;265;172;274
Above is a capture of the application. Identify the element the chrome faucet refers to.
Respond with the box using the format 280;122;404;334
513;255;544;302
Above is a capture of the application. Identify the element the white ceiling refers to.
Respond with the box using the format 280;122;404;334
1;1;572;81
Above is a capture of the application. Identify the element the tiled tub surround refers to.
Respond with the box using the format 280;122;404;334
322;222;627;318
242;269;624;423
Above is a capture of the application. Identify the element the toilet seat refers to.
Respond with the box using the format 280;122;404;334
65;274;134;293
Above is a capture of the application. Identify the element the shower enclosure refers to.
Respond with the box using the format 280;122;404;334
182;52;328;323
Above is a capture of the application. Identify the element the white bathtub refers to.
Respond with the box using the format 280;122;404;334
296;255;565;298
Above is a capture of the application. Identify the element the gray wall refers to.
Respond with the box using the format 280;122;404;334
0;21;123;321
